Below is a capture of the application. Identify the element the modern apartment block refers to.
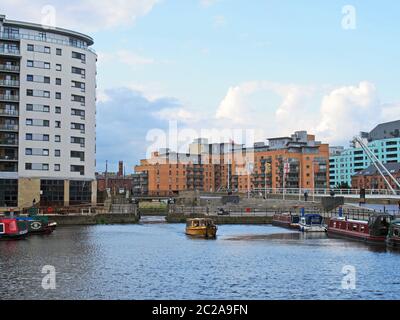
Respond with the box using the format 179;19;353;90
134;131;330;196
0;15;97;209
329;120;400;188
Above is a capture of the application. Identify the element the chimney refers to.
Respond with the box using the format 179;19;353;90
118;161;123;177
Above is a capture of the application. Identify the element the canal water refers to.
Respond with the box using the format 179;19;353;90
1;218;400;300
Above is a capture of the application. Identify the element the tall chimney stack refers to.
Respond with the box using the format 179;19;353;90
118;161;123;177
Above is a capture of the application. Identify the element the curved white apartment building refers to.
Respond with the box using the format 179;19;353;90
0;15;96;209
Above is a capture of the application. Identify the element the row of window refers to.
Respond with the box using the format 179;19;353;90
26;89;86;104
25;133;85;146
25;119;85;132
27;44;86;62
25;163;85;174
26;75;85;91
25;148;85;160
26;60;86;78
26;104;85;118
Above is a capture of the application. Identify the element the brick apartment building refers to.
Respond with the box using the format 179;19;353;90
351;163;400;190
97;161;148;196
134;131;330;196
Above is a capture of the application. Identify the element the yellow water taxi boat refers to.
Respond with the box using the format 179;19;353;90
186;218;217;239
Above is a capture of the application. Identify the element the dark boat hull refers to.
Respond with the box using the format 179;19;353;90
327;228;386;245
386;237;400;248
0;230;28;241
272;220;299;229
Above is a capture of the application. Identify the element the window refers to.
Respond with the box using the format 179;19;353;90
26;133;49;141
26;75;50;83
55;106;61;114
71;66;85;78
71;136;85;147
26;133;32;140
71;165;85;175
56;64;62;71
56;48;62;56
55;92;61;100
72;80;85;92
27;44;34;51
26;89;50;98
26;104;50;112
54;164;60;172
55;78;61;85
25;148;32;155
71;123;85;132
71;151;85;161
26;119;49;127
72;51;86;63
26;60;50;69
55;150;61;157
55;121;61;128
25;163;49;171
71;94;85;105
71;109;85;119
55;135;61;142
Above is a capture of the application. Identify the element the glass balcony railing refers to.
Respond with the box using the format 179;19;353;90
0;79;19;87
0;154;18;161
0;124;18;131
0;64;20;72
0;32;95;53
0;94;19;101
0;109;18;116
0;139;18;145
0;47;20;56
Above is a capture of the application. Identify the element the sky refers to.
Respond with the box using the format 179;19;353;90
1;0;399;172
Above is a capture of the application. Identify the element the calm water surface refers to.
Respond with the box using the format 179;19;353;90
1;217;400;300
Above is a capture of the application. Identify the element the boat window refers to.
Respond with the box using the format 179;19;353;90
360;226;365;232
0;223;4;234
352;224;358;231
333;222;336;228
394;229;399;237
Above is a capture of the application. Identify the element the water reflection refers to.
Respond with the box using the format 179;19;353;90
1;222;400;300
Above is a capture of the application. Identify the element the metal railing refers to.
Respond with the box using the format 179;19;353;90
0;139;18;145
0;64;20;72
0;155;18;161
0;124;18;131
0;94;19;102
0;109;18;116
252;187;400;197
0;47;20;56
0;32;96;54
0;79;19;87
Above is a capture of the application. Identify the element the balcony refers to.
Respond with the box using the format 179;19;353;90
0;139;18;146
0;124;18;131
0;33;21;41
0;47;20;56
0;154;18;161
0;79;19;87
0;94;19;102
0;64;20;73
0;109;18;117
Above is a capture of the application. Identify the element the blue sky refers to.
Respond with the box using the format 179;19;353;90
1;0;400;172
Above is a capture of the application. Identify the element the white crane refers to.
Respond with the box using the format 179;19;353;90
353;136;400;195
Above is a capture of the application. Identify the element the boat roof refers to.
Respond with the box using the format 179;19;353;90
187;218;213;221
303;214;322;218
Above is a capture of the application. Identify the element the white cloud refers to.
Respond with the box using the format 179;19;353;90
215;81;397;145
116;50;155;66
0;0;160;32
200;0;218;8
316;81;380;142
213;15;227;28
153;107;202;124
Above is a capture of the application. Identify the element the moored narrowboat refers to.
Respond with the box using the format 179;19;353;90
0;218;29;240
327;214;392;245
186;218;217;239
386;219;400;248
272;213;300;229
299;214;326;232
16;216;56;235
